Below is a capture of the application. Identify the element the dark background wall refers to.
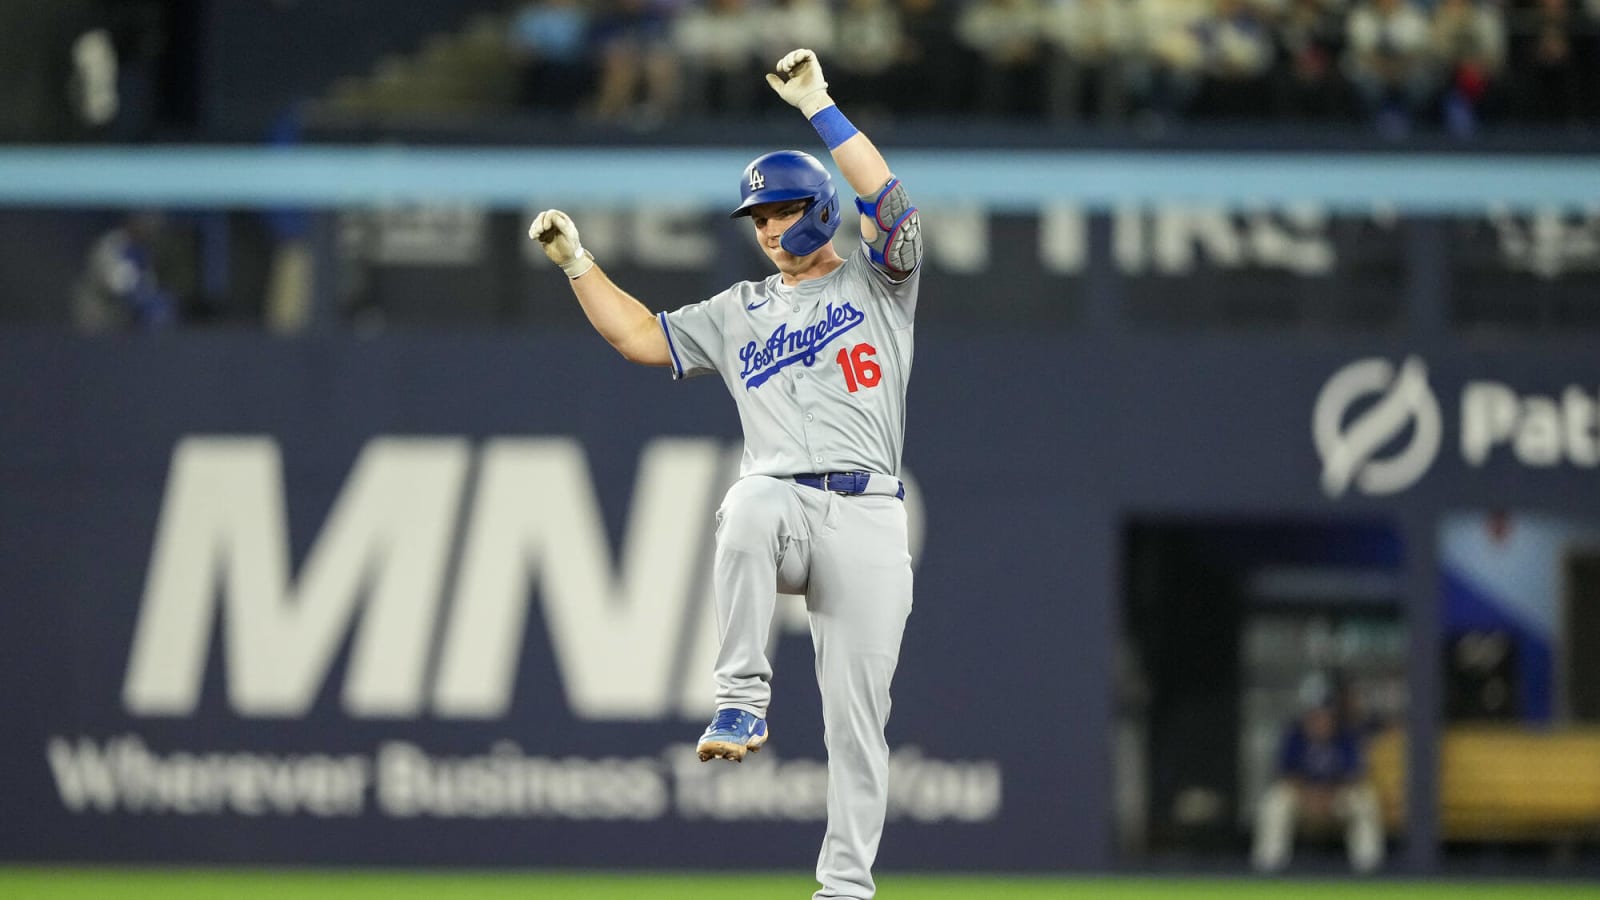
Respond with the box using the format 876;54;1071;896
3;332;1597;869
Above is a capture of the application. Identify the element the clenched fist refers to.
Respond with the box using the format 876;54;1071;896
765;49;833;118
529;209;594;279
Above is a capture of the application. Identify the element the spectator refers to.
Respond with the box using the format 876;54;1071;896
1431;0;1506;135
1041;0;1141;120
0;0;112;142
1508;0;1579;122
1343;0;1434;136
760;0;836;63
98;0;175;140
507;0;593;114
1132;0;1213;121
72;211;181;332
1190;0;1278;118
1251;702;1385;874
957;0;1050;116
1583;0;1600;120
1273;0;1350;119
592;0;682;124
671;0;762;115
832;0;905;113
892;0;964;115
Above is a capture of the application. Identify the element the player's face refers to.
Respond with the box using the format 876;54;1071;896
1305;707;1335;740
749;199;811;268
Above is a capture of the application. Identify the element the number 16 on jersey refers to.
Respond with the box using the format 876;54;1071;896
836;343;880;393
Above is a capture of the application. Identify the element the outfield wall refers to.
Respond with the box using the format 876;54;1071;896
2;332;1596;869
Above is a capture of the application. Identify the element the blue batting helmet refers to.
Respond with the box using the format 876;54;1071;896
729;150;841;257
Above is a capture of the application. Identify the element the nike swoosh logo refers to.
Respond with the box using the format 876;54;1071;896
746;298;771;311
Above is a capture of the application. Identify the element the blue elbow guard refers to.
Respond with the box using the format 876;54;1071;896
855;178;921;275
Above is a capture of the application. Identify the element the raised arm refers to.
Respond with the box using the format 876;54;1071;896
529;209;670;367
766;49;922;277
764;50;891;197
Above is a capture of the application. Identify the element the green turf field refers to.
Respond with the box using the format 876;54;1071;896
2;870;1598;900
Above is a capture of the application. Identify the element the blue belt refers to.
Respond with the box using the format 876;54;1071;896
794;471;905;500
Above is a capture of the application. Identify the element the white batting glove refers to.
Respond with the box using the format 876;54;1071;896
765;49;833;118
529;209;594;279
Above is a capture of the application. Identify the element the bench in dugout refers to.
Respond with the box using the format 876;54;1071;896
1366;727;1600;842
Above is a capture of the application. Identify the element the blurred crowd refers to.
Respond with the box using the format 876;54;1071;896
508;0;1600;135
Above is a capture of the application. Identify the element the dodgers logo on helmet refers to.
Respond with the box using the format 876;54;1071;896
730;150;840;257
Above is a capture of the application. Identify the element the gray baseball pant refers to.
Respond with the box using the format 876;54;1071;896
710;475;914;900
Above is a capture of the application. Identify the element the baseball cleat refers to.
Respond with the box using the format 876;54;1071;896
697;708;768;762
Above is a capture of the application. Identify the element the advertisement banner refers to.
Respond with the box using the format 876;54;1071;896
1;332;1596;868
0;333;1091;869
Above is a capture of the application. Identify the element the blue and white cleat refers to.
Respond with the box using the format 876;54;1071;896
697;708;769;762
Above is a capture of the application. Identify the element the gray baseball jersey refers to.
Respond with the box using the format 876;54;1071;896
660;243;921;900
657;250;919;479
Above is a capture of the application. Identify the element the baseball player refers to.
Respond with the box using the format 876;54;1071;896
1252;701;1385;873
531;47;922;900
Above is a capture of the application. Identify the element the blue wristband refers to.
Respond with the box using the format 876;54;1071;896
809;105;859;150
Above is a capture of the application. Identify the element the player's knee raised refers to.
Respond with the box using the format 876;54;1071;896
717;477;796;536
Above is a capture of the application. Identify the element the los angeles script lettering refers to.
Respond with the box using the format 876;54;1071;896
739;302;866;390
